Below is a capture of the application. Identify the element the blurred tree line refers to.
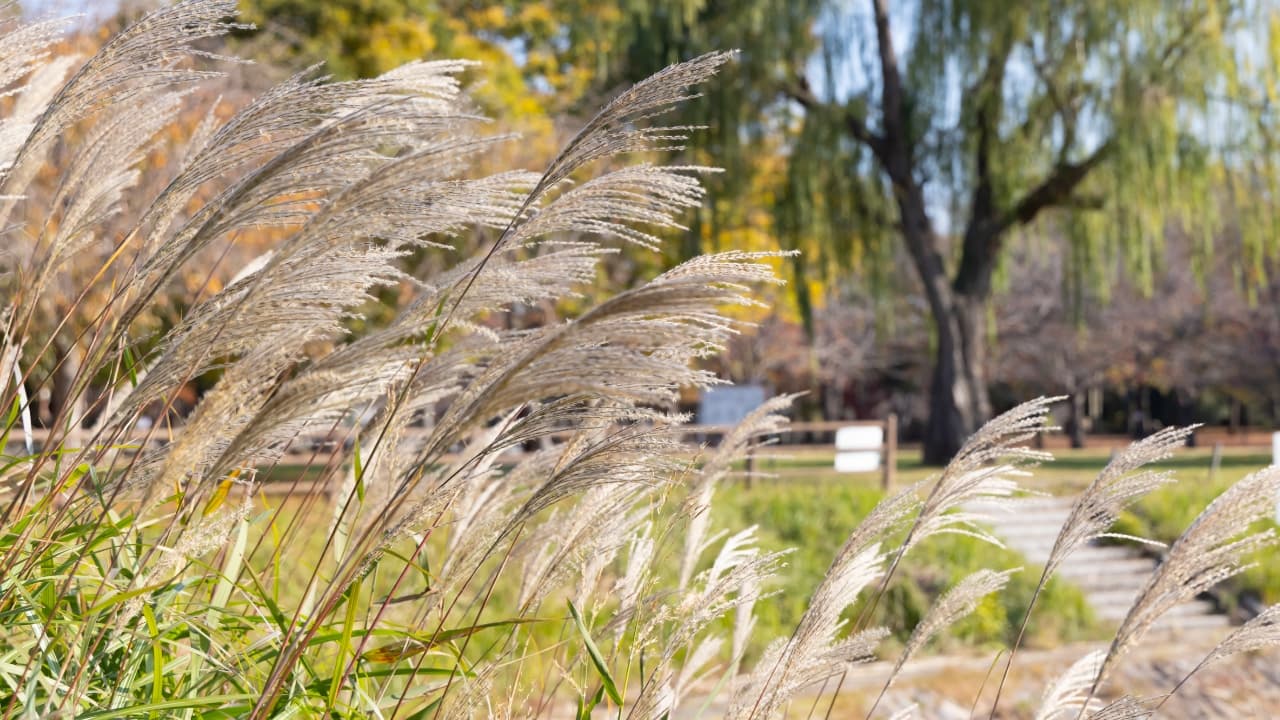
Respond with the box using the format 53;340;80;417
17;1;1280;461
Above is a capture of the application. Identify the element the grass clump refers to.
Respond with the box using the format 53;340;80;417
0;4;1278;718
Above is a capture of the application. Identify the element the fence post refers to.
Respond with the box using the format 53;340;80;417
882;413;898;491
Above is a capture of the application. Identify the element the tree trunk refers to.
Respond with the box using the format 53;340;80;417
1175;389;1197;447
885;170;997;465
923;291;992;464
1066;391;1086;449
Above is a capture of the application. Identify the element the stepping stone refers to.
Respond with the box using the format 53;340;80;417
962;496;1230;633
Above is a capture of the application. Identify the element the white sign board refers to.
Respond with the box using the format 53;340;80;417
698;385;767;426
836;425;884;451
835;451;881;473
835;425;884;473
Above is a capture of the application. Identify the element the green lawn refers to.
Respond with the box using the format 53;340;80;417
250;443;1274;664
744;444;1272;492
709;480;1101;657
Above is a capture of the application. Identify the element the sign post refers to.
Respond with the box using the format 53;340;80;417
834;415;898;489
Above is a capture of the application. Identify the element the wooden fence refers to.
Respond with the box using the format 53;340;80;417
8;416;902;493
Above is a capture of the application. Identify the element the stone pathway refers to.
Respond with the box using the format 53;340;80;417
672;496;1241;719
966;496;1230;631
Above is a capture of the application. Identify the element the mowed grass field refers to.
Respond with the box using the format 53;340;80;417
251;442;1275;494
739;443;1273;492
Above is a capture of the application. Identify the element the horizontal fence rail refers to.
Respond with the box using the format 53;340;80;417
4;418;902;496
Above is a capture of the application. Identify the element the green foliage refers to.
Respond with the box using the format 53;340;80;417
1117;471;1280;606
239;0;614;117
600;0;1280;307
710;480;1100;658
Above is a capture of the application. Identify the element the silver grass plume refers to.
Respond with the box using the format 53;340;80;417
1035;650;1106;720
990;426;1196;715
731;585;758;675
512;164;715;250
34;91;185;275
576;503;644;614
0;14;70;102
514;485;651;614
1;1;244;192
729;399;1055;719
507;422;689;534
1040;425;1195;581
368;251;774;492
113;244;410;430
1198;602;1280;668
135;337;300;502
367;414;529;579
118;126;525;414
535;52;736;192
1094;465;1280;695
125;65;461;268
874;568;1017;709
1086;697;1152;720
114;61;495;348
431;51;736;340
207;340;418;480
123;496;253;622
1153;603;1280;711
419;252;788;461
326;395;411;563
679;394;794;589
727;542;887;720
436;666;497;720
663;634;725;715
367;412;685;616
905;397;1059;551
0;53;76;174
632;526;789;719
373;402;663;557
728;627;889;720
613;523;656;644
385;243;603;345
437;413;527;560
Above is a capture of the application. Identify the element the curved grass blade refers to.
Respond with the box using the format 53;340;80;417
568;599;622;707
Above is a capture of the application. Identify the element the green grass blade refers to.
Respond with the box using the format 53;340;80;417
141;605;165;706
568;600;622;707
76;694;258;719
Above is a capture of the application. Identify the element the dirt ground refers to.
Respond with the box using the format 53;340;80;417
685;626;1279;719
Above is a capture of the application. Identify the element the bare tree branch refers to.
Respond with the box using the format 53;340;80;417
1001;139;1113;232
871;0;906;158
783;74;884;158
953;41;1014;297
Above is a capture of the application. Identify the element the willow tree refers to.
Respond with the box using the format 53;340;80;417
604;1;1280;462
